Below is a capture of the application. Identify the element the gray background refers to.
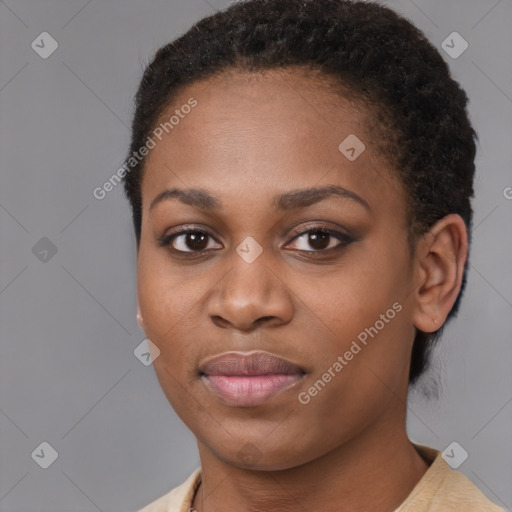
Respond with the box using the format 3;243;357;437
0;0;511;511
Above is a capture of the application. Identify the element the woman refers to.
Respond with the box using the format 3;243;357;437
123;0;504;510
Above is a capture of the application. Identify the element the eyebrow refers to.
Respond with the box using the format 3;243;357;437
275;184;370;211
150;187;222;211
149;184;370;212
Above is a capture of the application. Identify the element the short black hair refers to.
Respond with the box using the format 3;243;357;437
123;0;478;385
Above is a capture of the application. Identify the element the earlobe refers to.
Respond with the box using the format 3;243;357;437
413;214;468;333
136;304;144;330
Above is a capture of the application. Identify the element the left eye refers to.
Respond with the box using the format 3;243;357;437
286;228;350;252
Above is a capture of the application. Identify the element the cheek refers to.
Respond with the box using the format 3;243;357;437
292;251;404;339
137;244;200;324
137;248;194;356
136;257;204;416
291;244;413;393
292;305;412;454
136;246;223;388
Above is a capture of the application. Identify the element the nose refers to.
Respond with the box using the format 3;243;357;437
207;253;294;332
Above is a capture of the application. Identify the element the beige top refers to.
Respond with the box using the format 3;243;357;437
138;445;505;512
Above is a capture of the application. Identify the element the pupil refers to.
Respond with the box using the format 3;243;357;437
309;231;329;250
187;232;207;250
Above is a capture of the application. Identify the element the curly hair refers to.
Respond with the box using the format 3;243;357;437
123;0;478;385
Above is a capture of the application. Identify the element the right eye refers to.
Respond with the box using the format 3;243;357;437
160;227;223;255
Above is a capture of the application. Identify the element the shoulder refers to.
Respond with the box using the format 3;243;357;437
137;467;201;512
396;444;505;512
433;469;506;511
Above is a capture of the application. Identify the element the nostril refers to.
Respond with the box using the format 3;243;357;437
210;315;230;328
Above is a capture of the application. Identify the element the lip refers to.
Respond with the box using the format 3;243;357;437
199;351;305;407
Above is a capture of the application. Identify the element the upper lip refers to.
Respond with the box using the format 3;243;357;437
199;351;305;376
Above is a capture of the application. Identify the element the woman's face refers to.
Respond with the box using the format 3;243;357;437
137;69;419;470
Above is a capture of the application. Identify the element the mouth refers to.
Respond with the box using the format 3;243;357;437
198;350;306;407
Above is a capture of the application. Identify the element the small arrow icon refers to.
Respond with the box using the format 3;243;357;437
441;32;468;59
31;441;58;468
236;442;262;467
31;32;58;59
236;236;263;263
134;339;161;366
338;134;365;161
441;441;468;469
32;237;58;263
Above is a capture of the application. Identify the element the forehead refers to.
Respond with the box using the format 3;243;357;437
140;67;404;217
166;67;370;146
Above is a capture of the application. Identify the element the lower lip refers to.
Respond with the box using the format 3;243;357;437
202;374;303;406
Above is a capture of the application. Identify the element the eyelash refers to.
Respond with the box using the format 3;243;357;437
158;224;353;258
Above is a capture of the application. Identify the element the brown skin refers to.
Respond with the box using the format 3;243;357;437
135;68;468;511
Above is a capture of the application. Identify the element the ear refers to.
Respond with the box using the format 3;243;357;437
412;214;468;333
136;303;145;330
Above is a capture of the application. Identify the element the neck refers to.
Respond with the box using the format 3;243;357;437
192;411;429;512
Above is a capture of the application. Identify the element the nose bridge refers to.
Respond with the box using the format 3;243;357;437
208;243;293;329
224;248;273;308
